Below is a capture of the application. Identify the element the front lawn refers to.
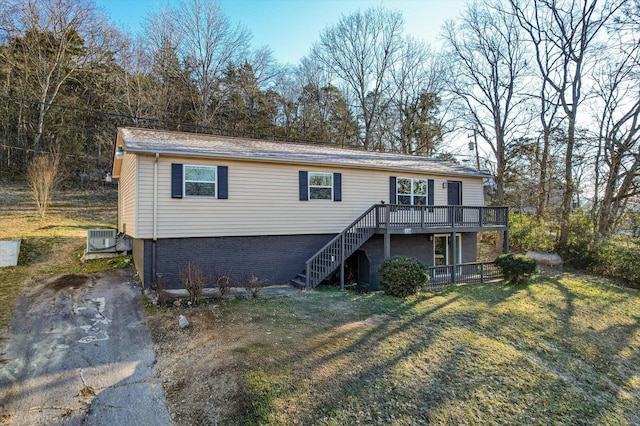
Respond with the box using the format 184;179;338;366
146;271;640;425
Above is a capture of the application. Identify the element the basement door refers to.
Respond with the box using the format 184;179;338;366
434;234;461;266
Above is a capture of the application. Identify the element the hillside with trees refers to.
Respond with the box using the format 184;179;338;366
1;0;639;272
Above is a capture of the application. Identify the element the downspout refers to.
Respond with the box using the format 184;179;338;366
151;153;159;284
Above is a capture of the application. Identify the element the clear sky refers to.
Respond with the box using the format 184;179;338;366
93;0;467;65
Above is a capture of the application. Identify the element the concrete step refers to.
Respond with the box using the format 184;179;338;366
289;277;306;289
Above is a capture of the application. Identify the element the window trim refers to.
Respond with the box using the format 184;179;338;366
308;171;334;201
183;164;217;198
397;177;428;206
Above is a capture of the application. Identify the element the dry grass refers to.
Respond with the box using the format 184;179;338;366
147;274;640;425
0;182;119;340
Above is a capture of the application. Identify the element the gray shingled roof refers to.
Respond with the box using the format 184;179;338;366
118;127;489;178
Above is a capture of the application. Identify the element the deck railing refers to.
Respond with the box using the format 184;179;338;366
380;205;508;229
428;261;502;287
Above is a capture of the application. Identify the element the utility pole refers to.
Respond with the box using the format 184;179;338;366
468;129;480;170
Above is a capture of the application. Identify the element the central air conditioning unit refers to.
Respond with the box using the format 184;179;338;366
86;229;117;254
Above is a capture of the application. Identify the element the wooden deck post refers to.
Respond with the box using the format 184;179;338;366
384;231;391;260
385;204;391;228
450;231;457;285
503;209;510;254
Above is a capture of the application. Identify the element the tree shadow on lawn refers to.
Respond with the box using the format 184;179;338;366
257;290;552;423
235;276;640;424
440;281;523;308
235;293;486;423
479;273;640;424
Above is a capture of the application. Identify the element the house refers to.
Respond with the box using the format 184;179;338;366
111;128;509;290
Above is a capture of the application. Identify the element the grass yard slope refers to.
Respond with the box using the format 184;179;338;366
148;272;640;425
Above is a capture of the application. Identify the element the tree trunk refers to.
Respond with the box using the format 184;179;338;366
558;114;575;254
536;126;550;218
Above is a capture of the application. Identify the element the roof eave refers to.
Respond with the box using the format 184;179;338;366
111;131;125;178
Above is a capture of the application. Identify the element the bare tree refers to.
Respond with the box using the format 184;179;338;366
152;0;250;128
591;16;640;239
3;0;119;151
312;7;404;149
442;0;530;208
143;8;195;127
26;152;60;217
288;56;358;145
389;37;444;155
534;64;563;218
115;34;157;126
510;0;624;253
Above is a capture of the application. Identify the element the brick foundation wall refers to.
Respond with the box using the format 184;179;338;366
131;238;146;285
133;234;335;288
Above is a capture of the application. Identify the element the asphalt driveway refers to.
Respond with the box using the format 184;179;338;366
0;268;171;425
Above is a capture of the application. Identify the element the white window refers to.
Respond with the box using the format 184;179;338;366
184;165;216;197
397;178;427;205
309;172;333;200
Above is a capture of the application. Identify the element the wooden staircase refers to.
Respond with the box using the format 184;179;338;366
291;204;381;290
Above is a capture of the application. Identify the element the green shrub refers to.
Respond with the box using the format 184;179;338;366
509;214;555;253
494;253;539;285
378;256;428;297
590;237;640;287
564;210;596;269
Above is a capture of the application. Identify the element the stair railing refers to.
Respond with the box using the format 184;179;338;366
304;204;382;289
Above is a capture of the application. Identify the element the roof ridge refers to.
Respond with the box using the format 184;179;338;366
119;127;451;163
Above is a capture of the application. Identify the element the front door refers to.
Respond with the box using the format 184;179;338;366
447;180;462;223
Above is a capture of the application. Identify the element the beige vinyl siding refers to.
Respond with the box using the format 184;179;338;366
136;155;155;237
461;178;484;205
134;155;486;239
119;153;138;237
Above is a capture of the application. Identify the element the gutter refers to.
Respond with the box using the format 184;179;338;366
152;152;159;284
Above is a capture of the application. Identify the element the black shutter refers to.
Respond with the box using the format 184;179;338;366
333;173;342;201
389;176;397;204
428;179;434;205
299;171;308;201
218;166;228;199
171;163;183;199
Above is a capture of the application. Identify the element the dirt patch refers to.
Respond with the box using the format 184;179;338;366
77;385;96;405
47;273;90;291
0;413;14;425
145;291;362;424
334;314;390;333
147;309;248;424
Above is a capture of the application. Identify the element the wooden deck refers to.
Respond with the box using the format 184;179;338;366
303;204;509;289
